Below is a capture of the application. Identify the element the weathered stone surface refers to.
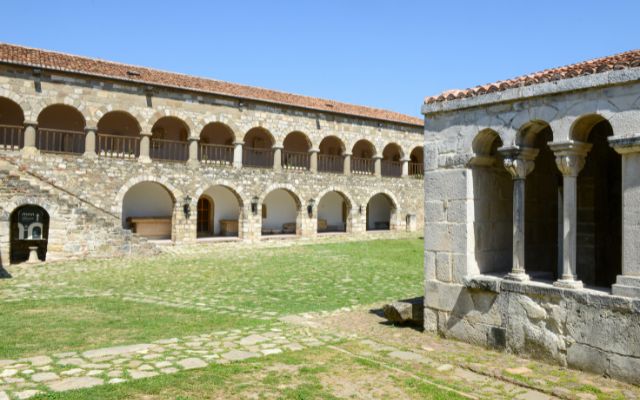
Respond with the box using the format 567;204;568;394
48;377;103;392
129;370;158;380
221;350;259;361
30;372;59;382
177;358;207;370
382;297;423;324
83;344;153;359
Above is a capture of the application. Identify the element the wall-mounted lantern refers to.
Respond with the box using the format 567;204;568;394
183;195;192;219
251;196;259;215
307;198;316;217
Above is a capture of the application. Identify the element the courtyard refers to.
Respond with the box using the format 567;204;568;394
0;237;637;399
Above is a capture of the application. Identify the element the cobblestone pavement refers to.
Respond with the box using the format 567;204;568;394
0;324;347;399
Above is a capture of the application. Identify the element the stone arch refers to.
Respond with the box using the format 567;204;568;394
97;110;142;135
194;117;241;139
352;139;377;157
381;142;404;177
37;104;86;130
119;180;178;240
315;187;356;233
0;96;25;125
199;122;237;144
570;113;609;142
114;175;182;215
243;127;275;168
194;184;245;238
0;89;28;119
0;96;26;150
516;120;553;147
244;127;275;148
365;191;399;231
90;105;145;129
259;185;303;236
30;97;89;125
319;135;346;155
145;110;196;136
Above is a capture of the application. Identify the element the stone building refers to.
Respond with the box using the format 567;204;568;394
422;50;640;384
0;43;424;265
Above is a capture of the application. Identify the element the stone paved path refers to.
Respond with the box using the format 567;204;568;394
0;324;346;399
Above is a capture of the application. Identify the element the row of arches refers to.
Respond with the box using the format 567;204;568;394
472;113;621;288
121;183;397;240
0;98;424;176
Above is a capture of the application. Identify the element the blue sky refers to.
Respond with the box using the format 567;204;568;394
1;1;638;117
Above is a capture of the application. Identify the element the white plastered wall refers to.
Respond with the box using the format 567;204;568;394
262;189;298;232
121;182;174;228
203;186;241;235
317;191;345;231
367;193;392;230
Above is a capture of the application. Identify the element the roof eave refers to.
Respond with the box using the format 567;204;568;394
421;67;640;116
0;60;423;128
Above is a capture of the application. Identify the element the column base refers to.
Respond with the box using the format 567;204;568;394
186;160;200;168
21;147;39;157
138;156;151;164
553;279;583;289
504;272;530;282
612;275;640;298
26;246;40;264
83;151;97;159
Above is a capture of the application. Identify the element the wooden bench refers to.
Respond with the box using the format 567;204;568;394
128;217;171;239
219;219;239;236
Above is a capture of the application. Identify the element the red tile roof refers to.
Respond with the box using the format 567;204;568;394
0;43;423;127
425;49;640;104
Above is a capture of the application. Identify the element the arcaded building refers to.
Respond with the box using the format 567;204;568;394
0;43;424;265
422;50;640;383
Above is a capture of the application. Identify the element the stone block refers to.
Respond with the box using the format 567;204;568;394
425;280;463;311
435;252;452;282
424;169;469;201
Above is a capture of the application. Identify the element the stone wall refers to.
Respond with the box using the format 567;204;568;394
422;70;640;384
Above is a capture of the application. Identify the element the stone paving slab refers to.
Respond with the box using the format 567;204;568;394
0;324;344;398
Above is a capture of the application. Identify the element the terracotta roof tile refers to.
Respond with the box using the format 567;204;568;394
425;49;640;104
0;43;423;127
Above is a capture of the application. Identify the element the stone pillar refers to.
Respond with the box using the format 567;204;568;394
549;141;592;289
499;146;539;281
309;148;319;173
401;157;410;178
83;127;97;158
187;136;199;167
21;122;38;156
609;136;640;297
374;156;382;177
139;132;152;163
273;145;283;171
233;141;243;169
343;152;352;176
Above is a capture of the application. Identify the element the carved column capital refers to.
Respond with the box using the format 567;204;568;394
498;146;539;180
549;141;592;177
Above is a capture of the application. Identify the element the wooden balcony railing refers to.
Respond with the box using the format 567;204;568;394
243;147;273;168
199;143;234;165
409;162;424;177
150;138;188;162
0;124;23;151
382;160;402;177
97;133;140;159
37;128;85;154
351;157;374;175
282;150;309;170
318;154;343;174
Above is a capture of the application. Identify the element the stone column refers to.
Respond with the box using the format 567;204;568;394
139;132;152;163
499;146;539;281
549;141;592;289
273;145;283;171
233;141;244;169
374;156;382;177
309;148;319;173
343;152;352;176
609;136;640;297
187;136;199;167
401;157;410;178
83;127;97;158
21;122;38;156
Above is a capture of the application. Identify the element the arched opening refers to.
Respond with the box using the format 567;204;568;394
318;136;345;173
261;189;300;235
150;117;189;162
10;205;49;263
122;182;175;240
243;127;274;168
97;111;141;159
381;143;403;177
37;104;86;154
351;140;376;175
471;130;512;275
518;122;560;281
409;146;424;177
572;115;622;287
198;185;242;238
199;122;234;165
0;97;25;150
317;191;350;233
282;131;311;170
366;193;395;231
